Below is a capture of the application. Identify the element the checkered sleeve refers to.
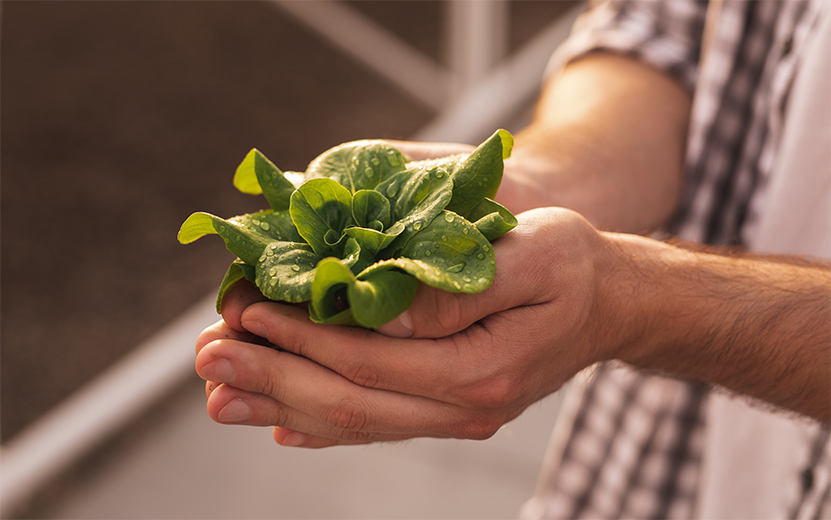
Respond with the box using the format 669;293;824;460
546;0;708;92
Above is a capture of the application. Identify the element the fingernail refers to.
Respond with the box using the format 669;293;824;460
375;310;414;338
218;398;251;423
241;318;267;338
281;431;307;447
200;358;235;383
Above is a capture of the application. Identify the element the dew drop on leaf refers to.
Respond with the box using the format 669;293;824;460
268;267;277;276
483;245;490;252
447;263;465;273
269;278;278;286
386;182;398;197
477;253;485;260
444;213;455;223
424;250;431;256
463;275;472;282
260;222;270;231
291;264;301;272
371;158;380;166
462;228;469;235
413;220;423;231
365;167;374;177
441;235;447;242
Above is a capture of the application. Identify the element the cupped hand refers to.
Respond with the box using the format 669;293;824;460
195;207;636;448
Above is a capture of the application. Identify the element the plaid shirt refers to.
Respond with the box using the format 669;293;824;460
521;1;830;518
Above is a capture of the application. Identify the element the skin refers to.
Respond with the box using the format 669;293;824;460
195;54;831;448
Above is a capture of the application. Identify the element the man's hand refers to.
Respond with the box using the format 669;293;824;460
195;208;632;447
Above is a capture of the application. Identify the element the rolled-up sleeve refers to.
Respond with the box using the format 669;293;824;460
547;0;708;92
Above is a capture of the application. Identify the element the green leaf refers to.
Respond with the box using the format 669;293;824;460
304;140;408;193
376;166;454;255
466;198;518;241
215;260;255;313
233;149;296;210
352;189;391;229
370;210;496;293
229;209;303;243
255;242;321;302
445;129;513;217
290;178;354;258
310;257;418;328
178;212;271;266
343;224;403;257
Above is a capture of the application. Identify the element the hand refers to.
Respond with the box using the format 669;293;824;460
195;207;639;447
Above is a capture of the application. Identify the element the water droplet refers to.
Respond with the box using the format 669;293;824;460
477;181;483;187
413;220;423;231
260;222;271;231
371;157;380;166
465;269;471;275
479;277;488;284
463;275;471;282
477;253;485;260
386;182;398;197
441;235;447;242
270;243;278;250
434;170;444;178
424;250;431;256
483;245;490;252
444;213;455;223
269;277;278;286
268;267;277;276
365;167;374;176
291;264;301;272
447;263;465;273
266;249;275;256
462;228;469;235
434;243;440;249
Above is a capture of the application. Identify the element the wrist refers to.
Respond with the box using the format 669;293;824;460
592;232;691;367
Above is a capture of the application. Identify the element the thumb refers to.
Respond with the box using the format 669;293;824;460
375;283;500;339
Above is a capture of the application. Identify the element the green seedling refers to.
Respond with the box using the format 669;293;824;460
178;130;517;329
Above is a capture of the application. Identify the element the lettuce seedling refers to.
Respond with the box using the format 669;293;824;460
178;129;517;329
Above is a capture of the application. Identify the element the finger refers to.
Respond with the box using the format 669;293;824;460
237;303;525;413
196;319;269;358
220;279;269;332
195;338;504;440
271;427;427;449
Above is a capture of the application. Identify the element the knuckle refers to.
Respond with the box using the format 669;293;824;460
460;414;504;441
465;376;522;410
343;358;381;389
326;397;369;433
430;291;465;333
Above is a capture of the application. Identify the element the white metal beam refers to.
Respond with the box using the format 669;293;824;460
415;2;583;144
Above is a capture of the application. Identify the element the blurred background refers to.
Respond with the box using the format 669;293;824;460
1;1;582;518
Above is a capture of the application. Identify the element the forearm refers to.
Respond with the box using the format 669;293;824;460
604;233;831;422
501;53;692;233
